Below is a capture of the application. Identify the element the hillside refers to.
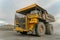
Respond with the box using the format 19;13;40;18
0;24;14;31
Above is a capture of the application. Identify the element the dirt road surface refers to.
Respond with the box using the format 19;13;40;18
0;30;60;40
0;24;60;40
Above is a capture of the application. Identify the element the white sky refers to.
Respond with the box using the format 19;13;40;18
0;0;60;26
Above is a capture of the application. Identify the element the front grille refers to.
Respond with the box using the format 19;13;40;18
19;18;26;29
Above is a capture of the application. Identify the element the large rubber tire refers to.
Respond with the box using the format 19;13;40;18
46;24;53;35
35;22;46;36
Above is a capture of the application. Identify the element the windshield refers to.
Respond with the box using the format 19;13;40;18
30;10;42;14
15;13;25;18
30;10;39;14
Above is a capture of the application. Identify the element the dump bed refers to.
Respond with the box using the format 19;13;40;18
46;13;55;22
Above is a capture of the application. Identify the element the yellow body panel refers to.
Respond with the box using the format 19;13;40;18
29;18;38;23
14;27;24;32
29;24;35;31
14;27;28;32
27;14;39;18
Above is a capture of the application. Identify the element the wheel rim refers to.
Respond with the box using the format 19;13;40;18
37;22;45;36
39;25;44;33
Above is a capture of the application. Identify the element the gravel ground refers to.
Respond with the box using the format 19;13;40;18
0;24;60;40
0;30;60;40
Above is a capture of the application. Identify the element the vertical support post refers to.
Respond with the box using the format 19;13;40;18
25;15;28;31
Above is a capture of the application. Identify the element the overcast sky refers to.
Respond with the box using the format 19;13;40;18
0;0;60;26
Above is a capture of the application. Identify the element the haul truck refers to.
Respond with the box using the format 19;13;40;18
14;4;55;36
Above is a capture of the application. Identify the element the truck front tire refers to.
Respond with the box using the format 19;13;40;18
35;22;46;36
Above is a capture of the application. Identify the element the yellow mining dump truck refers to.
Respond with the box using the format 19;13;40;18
14;4;55;36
